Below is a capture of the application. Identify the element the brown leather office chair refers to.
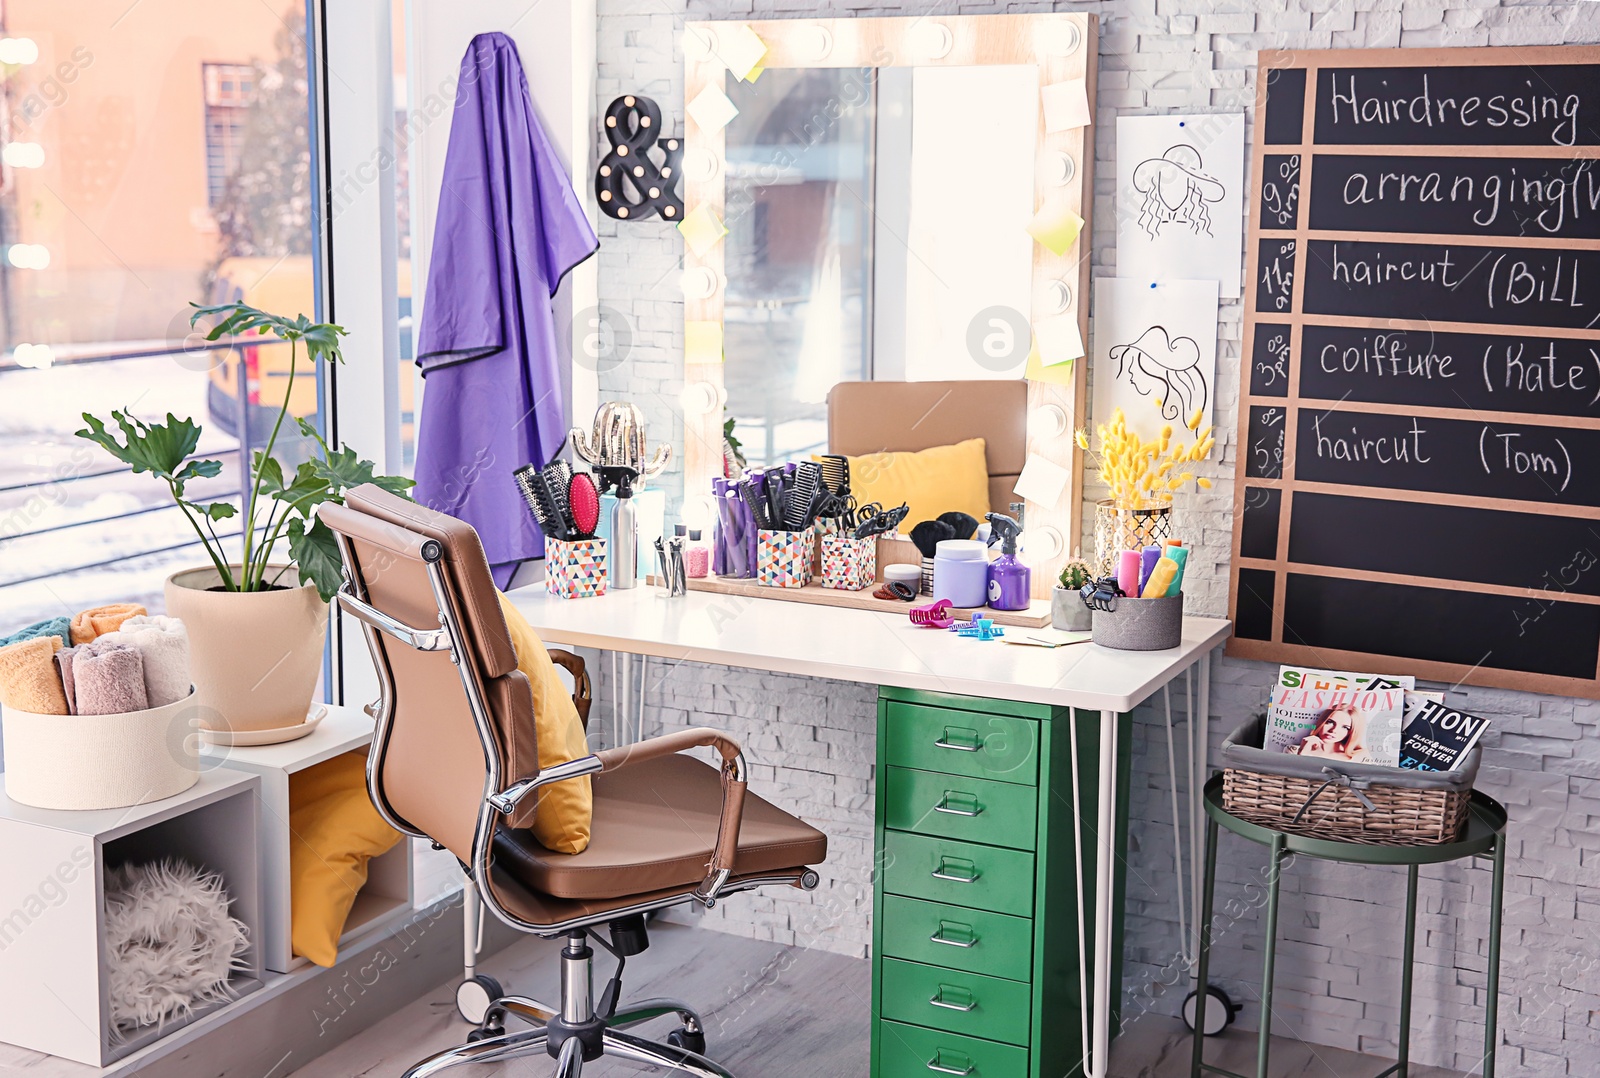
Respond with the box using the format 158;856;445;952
320;485;827;1078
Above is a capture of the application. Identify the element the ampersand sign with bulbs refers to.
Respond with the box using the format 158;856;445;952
595;95;683;222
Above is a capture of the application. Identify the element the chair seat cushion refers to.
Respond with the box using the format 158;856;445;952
493;754;826;900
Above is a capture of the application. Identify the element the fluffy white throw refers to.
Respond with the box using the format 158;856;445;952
102;615;191;708
104;859;250;1037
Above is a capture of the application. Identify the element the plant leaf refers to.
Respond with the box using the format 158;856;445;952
197;501;238;521
188;301;346;365
368;473;417;497
254;453;286;497
286;517;343;601
76;410;202;480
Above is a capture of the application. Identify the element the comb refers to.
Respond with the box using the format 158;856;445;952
514;464;571;541
737;478;771;530
567;471;601;537
783;460;823;530
819;454;850;496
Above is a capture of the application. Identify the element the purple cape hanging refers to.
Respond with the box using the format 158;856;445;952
413;31;598;587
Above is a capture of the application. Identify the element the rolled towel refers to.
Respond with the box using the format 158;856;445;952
70;603;147;646
101;616;191;708
0;616;72;650
54;645;81;715
73;644;149;716
0;637;69;715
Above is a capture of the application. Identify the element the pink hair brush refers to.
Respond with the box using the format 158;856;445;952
567;472;602;538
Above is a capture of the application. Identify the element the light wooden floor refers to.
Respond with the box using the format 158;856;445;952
288;922;1456;1078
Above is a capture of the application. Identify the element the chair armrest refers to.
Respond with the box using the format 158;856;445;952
595;728;749;904
486;754;604;815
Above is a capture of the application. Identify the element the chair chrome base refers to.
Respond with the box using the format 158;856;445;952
402;932;734;1078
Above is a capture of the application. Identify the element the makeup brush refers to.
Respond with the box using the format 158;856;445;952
938;511;980;541
909;519;956;596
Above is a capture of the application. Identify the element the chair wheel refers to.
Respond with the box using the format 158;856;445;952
456;974;503;1024
465;1024;504;1043
666;1027;706;1055
1183;985;1239;1036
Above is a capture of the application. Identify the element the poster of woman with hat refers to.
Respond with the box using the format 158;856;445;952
1092;277;1220;446
1115;114;1245;299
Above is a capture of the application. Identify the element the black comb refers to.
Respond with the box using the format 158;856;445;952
783;460;823;530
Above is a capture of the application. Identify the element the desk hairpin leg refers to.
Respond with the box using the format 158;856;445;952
1068;708;1120;1078
1162;684;1191;964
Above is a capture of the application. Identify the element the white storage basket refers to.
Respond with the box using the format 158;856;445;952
2;691;201;810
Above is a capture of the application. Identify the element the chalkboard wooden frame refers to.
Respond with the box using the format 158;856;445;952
1228;45;1600;698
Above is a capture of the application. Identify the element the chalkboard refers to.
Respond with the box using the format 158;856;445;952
1228;44;1600;699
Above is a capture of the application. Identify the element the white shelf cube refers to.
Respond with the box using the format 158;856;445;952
0;769;264;1067
201;703;414;973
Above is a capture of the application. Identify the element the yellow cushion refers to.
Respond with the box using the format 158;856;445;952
288;751;403;967
844;438;991;535
496;592;594;855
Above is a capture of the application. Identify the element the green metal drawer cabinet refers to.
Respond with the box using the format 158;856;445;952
871;687;1132;1078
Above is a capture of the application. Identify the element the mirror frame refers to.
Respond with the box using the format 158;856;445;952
681;13;1097;594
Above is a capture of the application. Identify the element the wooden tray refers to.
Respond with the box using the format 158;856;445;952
667;574;1053;628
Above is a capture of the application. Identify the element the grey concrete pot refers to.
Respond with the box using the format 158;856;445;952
1051;586;1093;632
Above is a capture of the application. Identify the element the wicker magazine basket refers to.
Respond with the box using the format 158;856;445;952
1220;715;1480;846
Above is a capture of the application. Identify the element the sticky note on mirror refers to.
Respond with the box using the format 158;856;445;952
1024;340;1076;387
1033;315;1084;367
721;24;769;82
1027;203;1084;257
677;205;729;257
687;84;739;133
1041;78;1092;132
1014;454;1072;510
685;321;724;364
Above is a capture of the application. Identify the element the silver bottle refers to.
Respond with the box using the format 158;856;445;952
608;472;638;590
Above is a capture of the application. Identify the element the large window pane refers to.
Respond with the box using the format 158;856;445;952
723;68;875;469
0;2;318;625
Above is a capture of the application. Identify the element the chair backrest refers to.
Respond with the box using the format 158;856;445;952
826;379;1028;513
319;485;540;864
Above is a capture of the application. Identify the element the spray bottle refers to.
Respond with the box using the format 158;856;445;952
600;466;640;590
985;511;1030;611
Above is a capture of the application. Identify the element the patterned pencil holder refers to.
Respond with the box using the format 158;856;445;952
820;534;876;591
546;537;608;599
757;528;814;589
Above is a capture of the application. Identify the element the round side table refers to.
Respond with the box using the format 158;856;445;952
1191;775;1508;1078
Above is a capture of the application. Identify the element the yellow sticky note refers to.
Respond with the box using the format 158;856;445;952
1024;340;1076;387
721;24;768;82
685;321;724;364
1027;203;1085;257
745;60;766;83
686;84;739;134
1041;77;1092;132
1033;314;1085;367
677;205;728;258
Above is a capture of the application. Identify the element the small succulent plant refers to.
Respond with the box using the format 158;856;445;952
1058;558;1092;591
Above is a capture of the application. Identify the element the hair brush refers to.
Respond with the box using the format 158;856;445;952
567;471;601;538
514;464;572;541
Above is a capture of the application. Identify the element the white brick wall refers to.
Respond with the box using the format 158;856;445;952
590;1;1600;1070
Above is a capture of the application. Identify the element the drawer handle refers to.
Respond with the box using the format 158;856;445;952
934;728;982;753
935;792;983;817
930;857;981;884
929;986;977;1013
926;1054;975;1076
930;922;979;948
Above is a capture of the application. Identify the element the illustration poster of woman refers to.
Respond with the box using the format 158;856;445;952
1116;114;1245;299
1092;278;1219;445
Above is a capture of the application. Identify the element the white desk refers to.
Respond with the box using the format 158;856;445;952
509;586;1230;1078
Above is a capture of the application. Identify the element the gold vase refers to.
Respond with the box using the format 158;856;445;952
1093;497;1174;580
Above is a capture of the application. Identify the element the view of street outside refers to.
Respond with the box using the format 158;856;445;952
0;1;415;629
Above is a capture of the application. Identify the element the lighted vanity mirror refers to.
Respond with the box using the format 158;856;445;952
721;64;1039;465
680;13;1097;581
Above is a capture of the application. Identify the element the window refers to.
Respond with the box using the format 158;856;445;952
203;63;256;207
0;2;320;629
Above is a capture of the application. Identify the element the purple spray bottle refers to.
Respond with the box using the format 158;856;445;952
985;511;1031;611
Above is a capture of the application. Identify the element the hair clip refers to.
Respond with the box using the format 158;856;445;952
909;598;954;628
1080;576;1123;613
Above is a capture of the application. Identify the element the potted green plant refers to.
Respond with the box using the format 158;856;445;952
77;302;413;743
1053;557;1093;632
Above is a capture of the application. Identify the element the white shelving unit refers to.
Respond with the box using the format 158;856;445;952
0;769;264;1067
202;703;414;973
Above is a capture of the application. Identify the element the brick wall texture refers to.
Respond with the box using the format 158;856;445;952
586;1;1600;1073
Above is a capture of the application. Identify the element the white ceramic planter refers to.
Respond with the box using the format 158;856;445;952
2;691;201;810
165;565;328;741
